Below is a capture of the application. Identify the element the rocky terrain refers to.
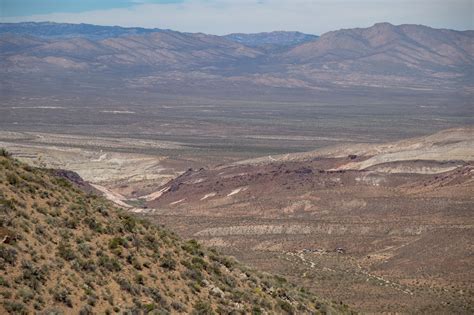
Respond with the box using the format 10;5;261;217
0;151;350;314
140;129;474;313
235;127;474;171
0;131;181;184
0;125;472;313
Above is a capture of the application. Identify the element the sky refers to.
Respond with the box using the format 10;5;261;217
0;0;472;35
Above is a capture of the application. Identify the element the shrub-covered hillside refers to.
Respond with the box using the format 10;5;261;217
0;152;349;314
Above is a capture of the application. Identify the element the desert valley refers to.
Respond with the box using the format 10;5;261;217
0;19;473;314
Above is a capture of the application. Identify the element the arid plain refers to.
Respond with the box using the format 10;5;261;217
1;111;472;313
1;22;473;313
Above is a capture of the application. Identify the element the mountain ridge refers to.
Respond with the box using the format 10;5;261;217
1;21;472;96
0;22;166;40
224;31;318;49
0;22;319;48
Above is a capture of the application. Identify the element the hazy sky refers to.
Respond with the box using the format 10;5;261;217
1;0;472;35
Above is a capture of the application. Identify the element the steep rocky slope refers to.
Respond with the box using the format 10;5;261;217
0;151;347;314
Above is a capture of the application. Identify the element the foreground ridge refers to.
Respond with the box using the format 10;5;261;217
0;152;349;314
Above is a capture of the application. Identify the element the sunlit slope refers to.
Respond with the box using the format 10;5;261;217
0;152;347;314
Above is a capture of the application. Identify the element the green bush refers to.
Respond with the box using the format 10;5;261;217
209;262;222;276
191;257;207;270
55;177;72;189
3;301;26;314
209;253;235;269
125;254;142;270
135;273;145;285
63;217;79;229
222;275;236;288
192;300;214;315
252;306;263;315
57;242;76;261
98;255;121;272
0;276;9;287
275;275;287;285
116;278;140;295
171;301;186;312
6;173;20;187
143;303;155;312
144;234;159;251
53;287;73;307
182;268;203;284
0;198;16;213
73;258;96;273
17;287;34;303
79;305;93;314
77;242;92;257
0;245;18;266
143;287;166;305
0;148;12;158
108;237;127;250
277;299;295;314
96;205;109;217
0;148;11;158
121;214;137;232
20;260;47;291
83;217;103;233
160;253;176;270
182;239;203;256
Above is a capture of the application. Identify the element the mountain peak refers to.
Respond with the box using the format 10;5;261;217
372;22;395;28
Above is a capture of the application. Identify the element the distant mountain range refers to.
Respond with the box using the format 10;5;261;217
224;31;318;49
0;22;164;40
0;22;472;97
0;22;318;47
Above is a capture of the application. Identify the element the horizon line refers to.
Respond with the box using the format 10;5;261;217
1;20;473;38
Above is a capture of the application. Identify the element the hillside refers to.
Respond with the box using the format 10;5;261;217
143;129;474;313
281;23;473;80
283;23;473;66
0;151;347;314
0;29;261;71
233;127;474;172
